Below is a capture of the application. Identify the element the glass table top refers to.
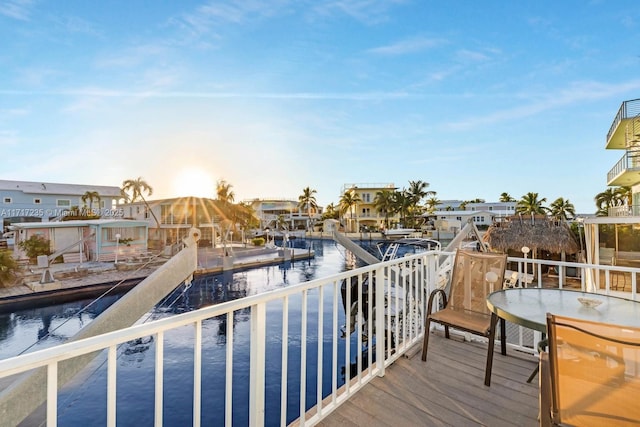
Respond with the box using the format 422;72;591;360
486;288;640;332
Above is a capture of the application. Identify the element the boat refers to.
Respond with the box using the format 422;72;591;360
340;237;444;358
382;226;419;239
375;237;442;261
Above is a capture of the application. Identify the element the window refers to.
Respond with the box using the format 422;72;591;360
57;199;71;207
3;197;11;204
34;198;41;204
105;227;142;242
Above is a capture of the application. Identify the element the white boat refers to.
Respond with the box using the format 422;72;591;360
340;237;445;350
382;227;418;239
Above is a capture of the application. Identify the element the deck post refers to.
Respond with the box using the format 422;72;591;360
249;302;266;427
375;265;386;377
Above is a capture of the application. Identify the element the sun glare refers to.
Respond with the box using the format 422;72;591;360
171;168;215;198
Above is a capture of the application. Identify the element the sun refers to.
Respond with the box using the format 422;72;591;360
171;168;215;198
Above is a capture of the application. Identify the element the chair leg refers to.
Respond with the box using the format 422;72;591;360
500;318;507;356
484;313;499;387
539;352;552;427
421;318;432;361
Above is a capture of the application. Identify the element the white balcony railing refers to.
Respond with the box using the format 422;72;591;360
608;204;640;217
1;251;639;426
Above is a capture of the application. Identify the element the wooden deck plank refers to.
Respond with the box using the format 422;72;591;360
313;331;540;427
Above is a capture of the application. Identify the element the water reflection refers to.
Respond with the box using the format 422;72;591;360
1;239;377;426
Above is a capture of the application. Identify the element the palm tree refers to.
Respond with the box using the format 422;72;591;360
549;197;575;221
392;190;411;227
406;180;434;228
321;203;339;220
216;179;235;204
373;189;396;230
424;196;441;213
594;188;618;214
499;192;516;202
516;192;548;215
275;214;289;232
81;191;101;212
297;187;318;230
122;177;161;229
615;186;632;207
339;189;361;232
407;180;434;205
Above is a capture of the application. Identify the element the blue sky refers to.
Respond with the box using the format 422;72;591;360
1;1;639;214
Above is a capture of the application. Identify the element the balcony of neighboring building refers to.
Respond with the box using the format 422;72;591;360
606;98;640;149
607;149;640;186
607;204;640;217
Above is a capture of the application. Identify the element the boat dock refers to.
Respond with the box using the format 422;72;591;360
0;245;314;307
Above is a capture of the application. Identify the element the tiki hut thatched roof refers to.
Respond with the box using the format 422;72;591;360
482;215;580;254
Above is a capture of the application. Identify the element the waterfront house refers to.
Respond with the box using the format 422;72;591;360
0;179;121;229
341;182;401;232
120;196;225;248
11;219;149;263
245;197;322;232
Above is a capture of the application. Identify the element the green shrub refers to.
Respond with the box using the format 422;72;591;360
252;237;265;246
0;250;19;287
17;235;52;261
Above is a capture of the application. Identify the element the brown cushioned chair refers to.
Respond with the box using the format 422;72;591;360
421;249;507;386
540;313;640;426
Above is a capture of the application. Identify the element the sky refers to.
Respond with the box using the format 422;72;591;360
1;1;640;214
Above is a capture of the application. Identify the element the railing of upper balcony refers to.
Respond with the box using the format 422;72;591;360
1;251;640;426
606;149;640;184
608;204;640;217
607;98;640;144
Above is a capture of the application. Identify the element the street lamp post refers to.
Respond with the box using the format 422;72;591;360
115;233;121;264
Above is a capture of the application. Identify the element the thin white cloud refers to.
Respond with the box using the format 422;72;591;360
15;67;61;86
0;108;28;117
95;44;170;69
0;88;416;101
56;15;102;37
0;130;19;146
312;0;400;25
0;0;34;20
445;79;640;130
368;36;447;55
456;49;490;62
171;0;289;40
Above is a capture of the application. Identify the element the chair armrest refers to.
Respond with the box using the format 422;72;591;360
426;288;448;316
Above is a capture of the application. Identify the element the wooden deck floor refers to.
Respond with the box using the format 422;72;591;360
315;332;540;427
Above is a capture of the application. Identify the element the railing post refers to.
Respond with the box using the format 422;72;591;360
250;302;266;427
375;265;386;377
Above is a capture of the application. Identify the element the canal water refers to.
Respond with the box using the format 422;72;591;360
1;238;390;426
